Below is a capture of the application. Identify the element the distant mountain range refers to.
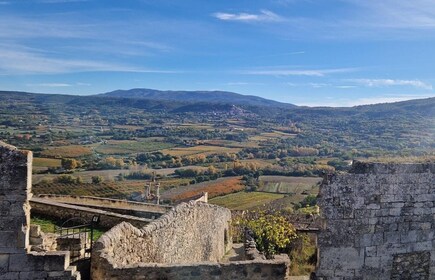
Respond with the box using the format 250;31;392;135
99;88;296;109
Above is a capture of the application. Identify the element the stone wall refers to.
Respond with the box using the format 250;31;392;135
315;161;435;279
31;197;153;228
35;194;170;218
93;201;232;265
92;255;289;280
0;142;79;279
92;201;290;279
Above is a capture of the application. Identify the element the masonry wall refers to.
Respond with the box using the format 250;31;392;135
92;256;289;280
35;194;170;216
93;202;232;265
315;161;435;280
0;142;79;280
30;197;153;228
92;201;290;280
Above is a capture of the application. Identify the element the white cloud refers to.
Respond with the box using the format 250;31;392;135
243;67;357;77
213;10;283;22
349;79;433;90
27;83;72;87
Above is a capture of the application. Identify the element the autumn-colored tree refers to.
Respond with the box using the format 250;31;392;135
235;211;297;258
61;158;80;170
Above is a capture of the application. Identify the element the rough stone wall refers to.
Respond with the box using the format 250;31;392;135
36;194;170;215
92;201;290;279
315;161;435;280
0;142;79;279
30;197;152;228
92;256;289;280
93;201;232;266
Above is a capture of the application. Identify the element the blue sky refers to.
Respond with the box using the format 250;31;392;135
0;0;434;106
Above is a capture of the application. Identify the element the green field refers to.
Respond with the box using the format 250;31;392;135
209;191;285;210
258;176;321;194
95;138;175;155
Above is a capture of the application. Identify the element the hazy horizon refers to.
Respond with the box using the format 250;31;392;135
4;87;434;108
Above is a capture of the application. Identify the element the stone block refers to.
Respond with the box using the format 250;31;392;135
8;253;36;272
365;246;377;257
411;241;432;252
29;225;41;238
19;271;48;280
42;251;70;271
0;254;9;274
400;230;418;244
0;272;19;279
0;232;16;249
363;256;381;268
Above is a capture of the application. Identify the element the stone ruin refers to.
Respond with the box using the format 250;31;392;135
0;141;80;279
315;161;435;280
91;201;290;279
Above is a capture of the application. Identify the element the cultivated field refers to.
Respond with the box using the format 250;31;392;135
33;157;62;167
209;191;285;210
250;131;297;141
32;165;208;184
40;145;93;158
161;145;241;157
160;176;245;202
202;140;259;148
258;176;322;194
95;138;174;155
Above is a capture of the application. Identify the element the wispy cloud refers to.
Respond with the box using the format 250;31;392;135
299;94;434;107
26;82;91;87
348;78;433;90
243;67;357;77
345;0;435;29
27;83;72;87
226;82;265;86
213;10;283;22
0;44;179;75
0;16;93;39
37;0;91;3
286;82;357;89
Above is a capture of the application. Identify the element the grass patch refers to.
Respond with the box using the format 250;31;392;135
31;215;105;241
209;191;285;210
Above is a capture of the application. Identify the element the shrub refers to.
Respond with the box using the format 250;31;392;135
91;176;104;184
